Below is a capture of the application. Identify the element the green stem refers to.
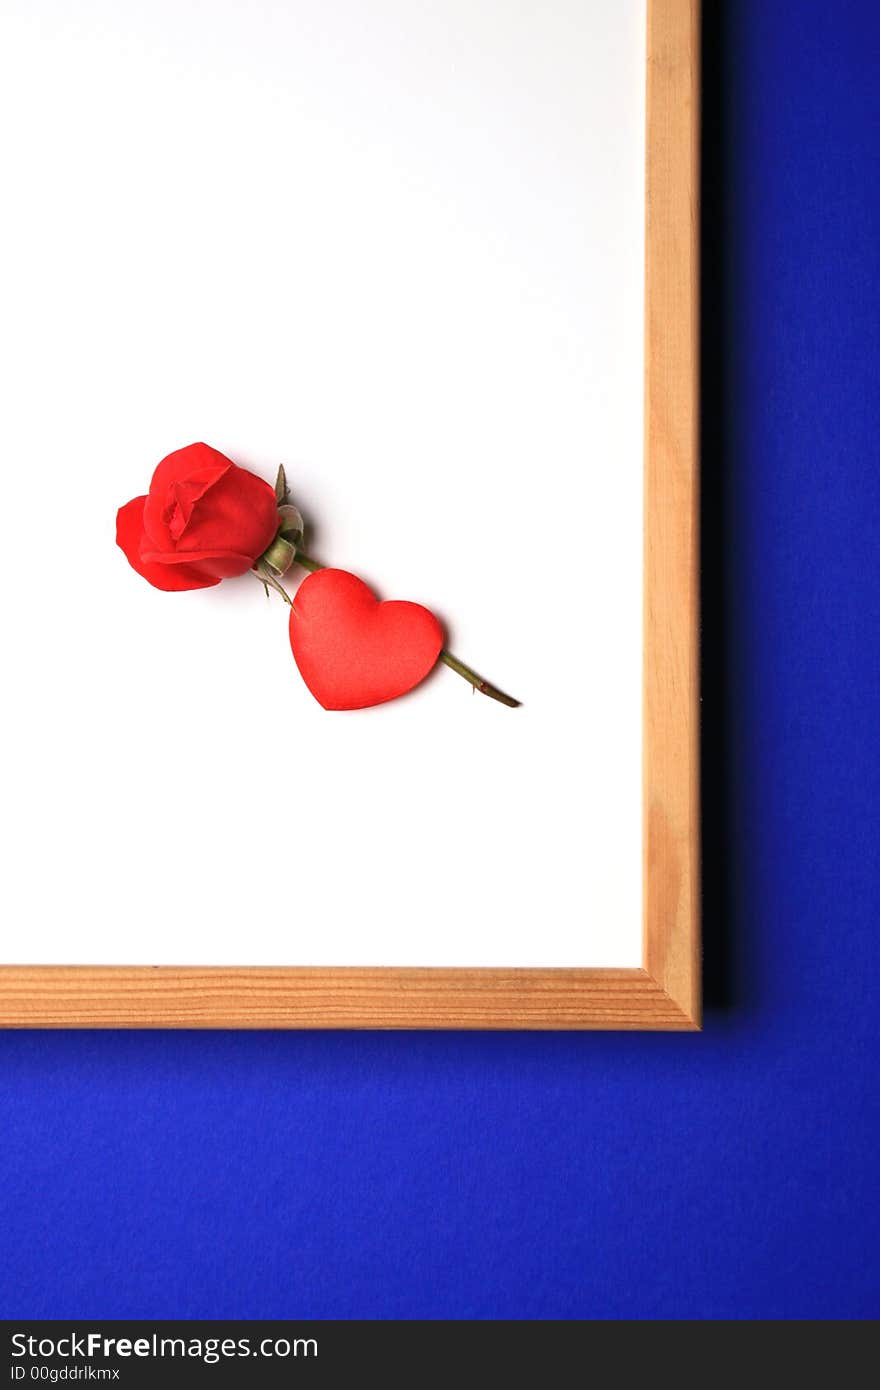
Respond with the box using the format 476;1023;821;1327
439;650;520;707
295;552;324;573
295;553;520;707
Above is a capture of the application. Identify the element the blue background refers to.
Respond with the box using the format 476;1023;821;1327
2;1;878;1320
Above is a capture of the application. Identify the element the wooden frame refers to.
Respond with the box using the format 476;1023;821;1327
0;0;699;1030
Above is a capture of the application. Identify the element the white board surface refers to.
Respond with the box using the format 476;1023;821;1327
0;0;646;966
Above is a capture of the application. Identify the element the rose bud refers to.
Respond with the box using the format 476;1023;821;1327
117;442;279;591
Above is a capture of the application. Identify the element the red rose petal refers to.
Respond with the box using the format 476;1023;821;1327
142;443;277;565
116;496;220;592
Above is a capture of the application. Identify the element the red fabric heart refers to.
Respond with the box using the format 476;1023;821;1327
289;569;444;710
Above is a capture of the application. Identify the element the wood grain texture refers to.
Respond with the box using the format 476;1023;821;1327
0;968;694;1030
0;0;700;1031
643;0;701;1026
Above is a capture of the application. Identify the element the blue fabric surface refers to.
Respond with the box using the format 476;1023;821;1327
1;1;878;1320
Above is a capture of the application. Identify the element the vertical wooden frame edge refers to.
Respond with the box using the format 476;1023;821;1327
643;0;702;1027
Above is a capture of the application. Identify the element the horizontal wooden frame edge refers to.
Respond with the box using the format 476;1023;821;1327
0;966;700;1030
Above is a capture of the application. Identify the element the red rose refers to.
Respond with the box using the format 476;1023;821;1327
116;442;279;591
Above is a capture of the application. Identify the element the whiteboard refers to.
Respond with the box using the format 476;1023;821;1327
0;0;646;967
